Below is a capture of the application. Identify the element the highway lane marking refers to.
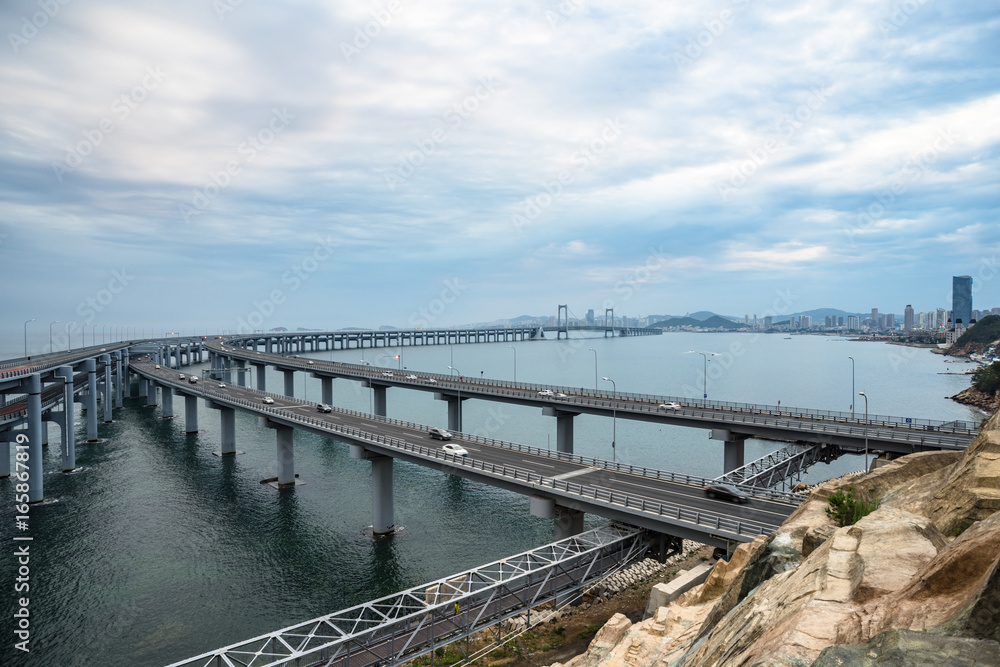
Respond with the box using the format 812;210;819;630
521;459;557;469
552;466;600;480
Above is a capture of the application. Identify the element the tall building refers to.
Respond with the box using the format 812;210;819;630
764;315;772;329
801;315;811;329
953;275;972;326
871;308;879;329
904;305;914;330
586;309;594;325
885;313;895;329
847;315;860;330
937;308;947;328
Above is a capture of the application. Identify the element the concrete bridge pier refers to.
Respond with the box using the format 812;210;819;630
123;351;132;398
185;394;199;433
321;377;333;405
0;432;13;478
350;445;395;534
530;496;584;540
711;429;748;474
145;377;157;408
236;360;246;387
434;392;466;432
26;374;44;502
161;385;174;419
261;419;295;487
283;370;295;397
255;364;266;392
84;359;99;440
363;381;388;416
113;352;124;408
101;354;113;422
55;367;77;470
205;401;237;456
224;356;233;384
542;407;580;454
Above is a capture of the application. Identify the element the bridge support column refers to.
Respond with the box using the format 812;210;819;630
113;352;123;408
85;359;99;440
138;376;147;397
123;351;132;397
283;370;295;397
350;445;395;534
372;384;387;416
101;354;113;422
161;385;174;419
434;393;465;432
256;364;266;392
145;377;157;408
236;360;246;387
321;377;333;406
543;407;579;454
711;429;748;474
0;434;11;478
55;367;77;471
185;394;198;433
271;423;295;487
529;496;584;540
220;408;236;455
26;374;44;502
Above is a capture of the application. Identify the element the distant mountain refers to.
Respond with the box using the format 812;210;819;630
790;308;867;320
649;315;748;330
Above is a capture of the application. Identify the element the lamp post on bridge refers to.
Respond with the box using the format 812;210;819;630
588;348;598;391
448;365;462;432
848;356;855;416
602;376;616;462
49;320;59;353
23;318;35;357
66;321;76;351
859;391;869;472
508;345;516;383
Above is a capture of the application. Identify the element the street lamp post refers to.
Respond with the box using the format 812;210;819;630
859;391;869;471
848;356;855;416
602;376;616;462
508;345;516;382
588;348;598;391
49;320;59;352
66;322;77;351
698;351;709;400
23;318;35;357
448;365;462;431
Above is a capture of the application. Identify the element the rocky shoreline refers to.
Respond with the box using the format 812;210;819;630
950;386;1000;414
537;411;1000;667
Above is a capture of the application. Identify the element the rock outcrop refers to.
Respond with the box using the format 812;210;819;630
951;386;1000;414
544;412;1000;667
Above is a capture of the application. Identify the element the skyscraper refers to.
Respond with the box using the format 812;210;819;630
904;305;914;330
953;276;972;326
871;308;878;330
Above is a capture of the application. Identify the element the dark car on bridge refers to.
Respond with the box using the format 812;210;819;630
704;483;750;503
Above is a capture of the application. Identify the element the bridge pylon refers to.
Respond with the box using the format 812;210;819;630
605;308;615;337
557;305;569;339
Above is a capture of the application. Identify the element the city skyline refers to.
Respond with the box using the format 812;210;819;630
1;1;999;333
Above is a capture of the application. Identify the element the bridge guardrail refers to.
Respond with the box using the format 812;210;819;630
212;343;982;435
172;377;781;539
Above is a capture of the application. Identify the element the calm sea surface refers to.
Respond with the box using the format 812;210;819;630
0;332;982;666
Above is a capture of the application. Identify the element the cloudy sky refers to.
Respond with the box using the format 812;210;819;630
2;0;998;337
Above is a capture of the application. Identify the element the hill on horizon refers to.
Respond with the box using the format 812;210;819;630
648;315;748;330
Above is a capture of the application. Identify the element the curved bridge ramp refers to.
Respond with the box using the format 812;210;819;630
167;524;647;667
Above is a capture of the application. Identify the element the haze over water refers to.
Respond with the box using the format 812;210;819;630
0;332;981;666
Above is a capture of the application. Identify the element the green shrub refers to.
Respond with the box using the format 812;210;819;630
972;361;1000;395
826;486;880;527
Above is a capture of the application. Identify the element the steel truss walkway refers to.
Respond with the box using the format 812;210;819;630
167;525;647;667
715;443;836;490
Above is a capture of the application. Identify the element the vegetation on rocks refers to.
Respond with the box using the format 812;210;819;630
825;486;881;527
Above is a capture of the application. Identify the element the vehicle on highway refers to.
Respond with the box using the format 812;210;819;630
428;427;452;440
262;397;275;404
428;378;437;383
188;376;198;383
659;402;682;410
179;374;185;380
538;389;555;397
704;483;749;503
307;361;314;365
442;443;468;456
555;392;569;398
316;403;332;413
154;364;160;369
406;374;418;379
381;371;393;376
218;383;226;388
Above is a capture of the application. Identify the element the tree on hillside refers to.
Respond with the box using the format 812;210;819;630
972;361;1000;395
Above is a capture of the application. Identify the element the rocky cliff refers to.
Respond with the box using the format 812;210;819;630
549;412;1000;667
